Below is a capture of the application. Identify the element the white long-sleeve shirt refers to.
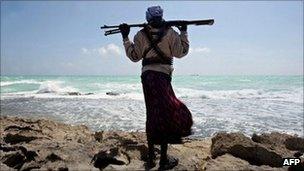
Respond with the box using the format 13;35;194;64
123;25;189;75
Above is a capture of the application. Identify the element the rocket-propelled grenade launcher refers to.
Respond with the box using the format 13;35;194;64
100;19;214;36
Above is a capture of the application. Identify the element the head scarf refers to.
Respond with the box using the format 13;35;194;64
146;6;163;22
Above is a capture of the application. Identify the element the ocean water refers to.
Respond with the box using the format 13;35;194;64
1;75;303;137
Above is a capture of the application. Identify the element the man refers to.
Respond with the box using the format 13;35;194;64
119;6;193;170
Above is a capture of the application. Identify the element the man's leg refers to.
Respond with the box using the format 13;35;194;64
159;143;179;170
160;143;168;164
147;140;156;167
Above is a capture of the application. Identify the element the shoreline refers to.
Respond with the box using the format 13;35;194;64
0;116;303;170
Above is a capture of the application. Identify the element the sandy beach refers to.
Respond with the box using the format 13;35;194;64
0;116;303;170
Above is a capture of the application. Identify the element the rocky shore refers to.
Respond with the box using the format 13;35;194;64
0;116;303;170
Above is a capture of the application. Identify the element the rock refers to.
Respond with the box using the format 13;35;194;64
38;161;69;171
204;154;251;170
94;131;103;142
285;137;304;151
252;132;304;152
84;93;94;95
106;92;119;96
4;125;35;132
0;116;98;170
24;150;38;161
211;132;254;158
252;132;304;160
0;145;38;164
4;133;37;145
46;153;62;162
2;151;26;169
252;132;294;148
0;162;15;171
58;167;69;171
288;161;304;171
294;151;303;158
67;92;81;96
204;154;286;171
211;132;301;168
0;144;20;152
36;90;55;94
91;148;126;170
1;116;302;170
20;161;41;171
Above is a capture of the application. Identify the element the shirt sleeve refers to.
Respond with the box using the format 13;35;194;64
170;29;189;58
122;32;143;62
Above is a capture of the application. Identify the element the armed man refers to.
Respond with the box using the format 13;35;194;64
119;6;193;170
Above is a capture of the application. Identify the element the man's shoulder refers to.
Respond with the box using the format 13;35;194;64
137;29;145;35
165;26;177;34
134;30;145;39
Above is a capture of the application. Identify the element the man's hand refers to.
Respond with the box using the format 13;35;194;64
178;24;187;32
119;23;130;39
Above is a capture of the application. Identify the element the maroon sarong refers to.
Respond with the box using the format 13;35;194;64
141;70;193;144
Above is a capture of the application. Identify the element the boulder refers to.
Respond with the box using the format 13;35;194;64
252;132;293;149
211;132;255;158
285;137;304;152
211;132;303;168
252;132;304;157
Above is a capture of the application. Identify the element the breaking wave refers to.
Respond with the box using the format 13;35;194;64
36;81;78;94
0;80;42;87
176;88;303;103
1;75;303;137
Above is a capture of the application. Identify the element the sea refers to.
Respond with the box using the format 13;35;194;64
1;75;303;138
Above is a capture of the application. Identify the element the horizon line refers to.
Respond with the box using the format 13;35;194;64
1;74;303;77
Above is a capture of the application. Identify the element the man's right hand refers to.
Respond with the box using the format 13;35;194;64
119;23;130;39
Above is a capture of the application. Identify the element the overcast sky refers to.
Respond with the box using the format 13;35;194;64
1;1;303;75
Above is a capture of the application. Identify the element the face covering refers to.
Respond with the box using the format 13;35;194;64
148;17;164;28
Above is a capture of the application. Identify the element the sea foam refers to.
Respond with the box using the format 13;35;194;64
1;75;303;138
37;81;78;94
0;80;42;87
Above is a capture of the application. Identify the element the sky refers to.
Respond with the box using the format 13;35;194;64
1;1;303;75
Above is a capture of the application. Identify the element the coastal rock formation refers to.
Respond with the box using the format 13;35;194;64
0;116;303;170
67;92;81;96
210;132;304;170
67;92;94;96
106;92;120;96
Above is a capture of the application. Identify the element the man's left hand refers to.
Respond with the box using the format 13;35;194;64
119;23;130;39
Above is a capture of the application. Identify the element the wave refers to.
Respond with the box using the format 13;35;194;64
239;79;252;82
91;82;142;93
177;88;264;99
1;79;302;104
36;81;78;94
0;80;42;87
176;88;303;103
